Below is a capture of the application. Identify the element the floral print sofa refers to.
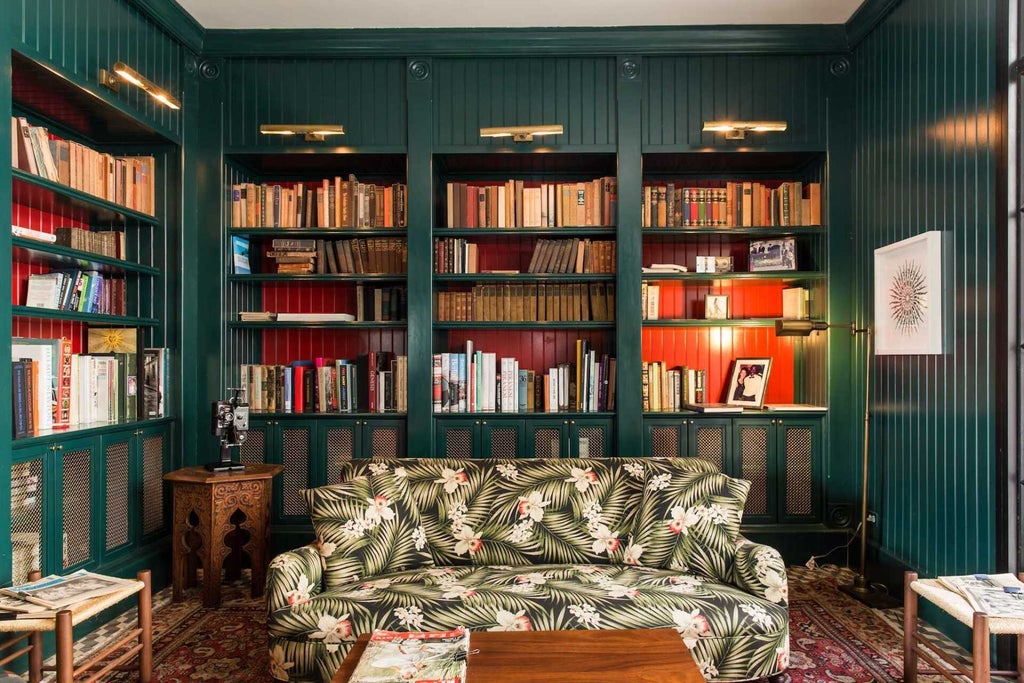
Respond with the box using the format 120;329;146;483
266;457;789;682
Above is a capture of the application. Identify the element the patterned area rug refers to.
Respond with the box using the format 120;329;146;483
64;566;982;683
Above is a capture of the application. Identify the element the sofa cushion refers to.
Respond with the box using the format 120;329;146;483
338;457;719;567
302;475;434;589
268;563;788;682
628;468;750;582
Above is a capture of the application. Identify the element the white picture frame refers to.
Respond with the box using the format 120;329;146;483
874;231;943;355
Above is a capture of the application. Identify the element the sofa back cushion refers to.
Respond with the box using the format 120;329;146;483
627;468;749;582
302;474;434;589
338;457;718;567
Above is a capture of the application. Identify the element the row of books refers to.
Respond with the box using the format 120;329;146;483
436;283;615;322
230;177;407;228
10;337;170;438
25;271;128;316
11;117;157;216
259;237;408;275
641;182;822;228
526;239;616;274
12;225;127;261
445;178;617;228
240;353;407;414
432;340;615;413
642;362;736;413
356;286;407;322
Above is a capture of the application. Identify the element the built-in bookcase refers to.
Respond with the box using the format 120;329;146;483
5;49;178;583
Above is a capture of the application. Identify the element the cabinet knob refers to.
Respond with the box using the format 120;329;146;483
48;445;56;452
777;419;783;425
563;420;569;425
690;420;695;425
570;420;575;425
770;419;776;425
56;445;63;450
474;421;480;425
481;421;487;425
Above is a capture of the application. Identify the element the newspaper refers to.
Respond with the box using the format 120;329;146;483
349;626;469;683
937;574;1024;618
0;569;135;610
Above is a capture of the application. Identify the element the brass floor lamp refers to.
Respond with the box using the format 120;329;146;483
775;319;896;608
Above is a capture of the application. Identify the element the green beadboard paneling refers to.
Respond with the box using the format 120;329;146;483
642;55;831;149
221;58;407;148
434;57;617;148
13;0;185;139
851;0;1001;577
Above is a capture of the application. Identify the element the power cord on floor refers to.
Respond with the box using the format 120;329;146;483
804;522;862;569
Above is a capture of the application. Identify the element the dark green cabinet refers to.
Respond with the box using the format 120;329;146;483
434;418;611;459
525;418;614;459
434;419;526;459
322;418;408;482
643;418;732;472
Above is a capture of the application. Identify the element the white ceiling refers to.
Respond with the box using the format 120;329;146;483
175;0;868;30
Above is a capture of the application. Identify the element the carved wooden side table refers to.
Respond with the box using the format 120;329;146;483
165;464;284;608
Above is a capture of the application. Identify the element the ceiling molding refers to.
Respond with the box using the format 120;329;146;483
129;0;205;53
845;0;902;48
200;25;849;57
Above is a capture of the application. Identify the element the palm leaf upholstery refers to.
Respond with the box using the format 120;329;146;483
268;458;788;683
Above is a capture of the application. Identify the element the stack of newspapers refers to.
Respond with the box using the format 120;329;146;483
349;627;469;683
0;569;135;620
937;573;1024;618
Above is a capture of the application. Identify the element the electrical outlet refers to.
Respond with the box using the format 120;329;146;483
866;511;878;524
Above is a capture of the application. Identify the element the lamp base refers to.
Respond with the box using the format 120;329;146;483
204;460;246;473
839;575;899;609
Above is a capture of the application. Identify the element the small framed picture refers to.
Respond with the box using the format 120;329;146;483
749;238;797;272
705;294;729;320
231;236;252;275
714;256;734;273
726;358;773;408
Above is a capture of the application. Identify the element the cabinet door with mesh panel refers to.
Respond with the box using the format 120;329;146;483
732;419;777;524
239;418;275;466
11;452;47;580
643;419;685;458
525;420;568;459
361;419;407;460
320;421;359;486
101;430;136;561
776;418;823;523
479;419;525;459
435;419;478;460
569;419;613;458
57;436;98;571
686;419;732;474
270;421;316;523
138;425;171;539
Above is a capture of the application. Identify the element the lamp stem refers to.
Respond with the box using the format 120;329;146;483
856;326;872;588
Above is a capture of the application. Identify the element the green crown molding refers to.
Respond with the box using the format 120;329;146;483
200;25;849;57
128;0;205;53
845;0;902;48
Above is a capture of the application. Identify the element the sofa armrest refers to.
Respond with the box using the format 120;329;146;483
729;537;788;605
266;544;325;614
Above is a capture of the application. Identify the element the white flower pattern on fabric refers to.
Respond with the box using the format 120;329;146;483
360;578;392;590
565;467;598;493
435;467;469;494
621;538;644;565
589;524;621;556
508;518;536;543
269;645;294;681
668;576;703;594
699;660;719;679
284;575;313;606
623;462;645;479
309;613;354;644
763;570;788;604
453;526;482;556
488;609;532;631
269;554;297;571
448;501;468;533
517;492;550;522
364;495;395;525
740;603;773;630
496;463;519;480
647;473;671;491
441;584;477;600
368;462;390;475
412;525;428;551
672;608;712;648
393;606;425;630
568;604;601;628
515;572;548;586
668;506;702;535
392;466;407;478
701;503;732;525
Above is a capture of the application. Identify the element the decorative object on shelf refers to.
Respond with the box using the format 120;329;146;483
258;123;345;141
749;238;797;272
479;124;563;142
705;294;729;320
87;327;138;353
702;120;787;140
207;387;249;472
725;357;772;408
782;287;809;319
231;236;251;275
695;256;733;274
99;61;181;109
774;319;894;608
873;231;944;355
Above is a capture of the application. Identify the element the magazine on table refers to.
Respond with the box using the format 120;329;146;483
0;569;136;610
349;626;470;683
937;573;1024;618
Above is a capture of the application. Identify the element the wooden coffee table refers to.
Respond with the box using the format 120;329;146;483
331;628;703;682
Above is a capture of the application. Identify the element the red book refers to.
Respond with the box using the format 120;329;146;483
293;366;305;414
367;351;378;413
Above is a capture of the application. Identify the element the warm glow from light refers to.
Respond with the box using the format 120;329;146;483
480;125;564;142
259;124;345;140
110;61;181;109
703;120;788;139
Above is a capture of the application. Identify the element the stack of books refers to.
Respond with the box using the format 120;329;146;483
230;176;407;228
261;238;408;275
446;177;617;228
433;339;615;414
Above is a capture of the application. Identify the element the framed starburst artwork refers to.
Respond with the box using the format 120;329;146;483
874;231;943;355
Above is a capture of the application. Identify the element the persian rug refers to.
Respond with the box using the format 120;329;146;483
60;565;987;683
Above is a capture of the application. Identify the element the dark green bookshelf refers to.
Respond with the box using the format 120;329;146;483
12;416;175;449
434;273;613;282
641;225;827;237
12;168;162;226
435;412;616;419
434;321;614;330
439;227;616;237
11;306;160;326
228;320;406;329
641;271;825;282
229;228;407;238
642;318;827;328
228;274;405;283
249;412;406;419
12;237;160;276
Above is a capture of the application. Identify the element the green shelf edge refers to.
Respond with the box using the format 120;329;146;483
437;227;616;236
434;273;614;282
228;321;407;329
641;271;825;281
642;318;827;328
250;412;406;419
433;412;615;419
223;145;409;156
641;225;827;236
228;228;407;238
12;168;163;226
12;306;160;326
13;416;176;449
642;410;827;417
434;321;614;329
12;237;161;276
228;274;406;282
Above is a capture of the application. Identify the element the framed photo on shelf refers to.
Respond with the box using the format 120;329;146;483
705;294;729;320
749;238;796;272
726;358;772;408
231;236;251;275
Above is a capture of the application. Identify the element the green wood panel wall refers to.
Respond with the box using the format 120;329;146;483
642;55;831;149
12;0;186;139
220;58;407;148
433;57;617;148
851;0;1001;576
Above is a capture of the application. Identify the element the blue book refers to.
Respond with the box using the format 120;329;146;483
231;236;251;275
283;367;293;413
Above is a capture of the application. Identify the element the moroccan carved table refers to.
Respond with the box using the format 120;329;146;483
165;464;284;608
